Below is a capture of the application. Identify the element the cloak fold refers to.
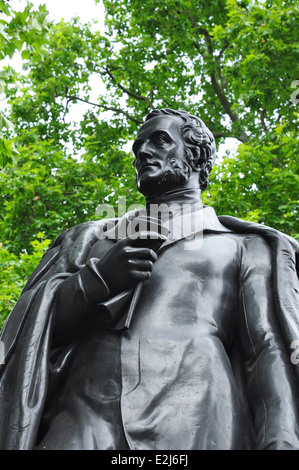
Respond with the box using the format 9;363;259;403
219;215;299;382
0;214;298;449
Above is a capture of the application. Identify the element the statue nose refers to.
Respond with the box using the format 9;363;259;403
138;141;153;160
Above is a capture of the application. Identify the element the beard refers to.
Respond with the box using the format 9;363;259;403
136;156;193;197
160;159;192;186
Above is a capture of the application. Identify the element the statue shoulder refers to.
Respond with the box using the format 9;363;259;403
53;218;118;273
50;220;99;249
218;214;298;250
218;214;298;279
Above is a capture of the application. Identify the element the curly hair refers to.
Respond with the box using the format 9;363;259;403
145;108;216;191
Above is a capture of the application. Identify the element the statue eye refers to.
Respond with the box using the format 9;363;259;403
153;134;169;146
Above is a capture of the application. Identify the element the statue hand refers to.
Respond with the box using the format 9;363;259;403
97;236;163;297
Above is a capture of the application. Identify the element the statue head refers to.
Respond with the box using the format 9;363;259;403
133;108;216;197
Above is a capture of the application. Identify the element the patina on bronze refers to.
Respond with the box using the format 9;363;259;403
0;109;299;450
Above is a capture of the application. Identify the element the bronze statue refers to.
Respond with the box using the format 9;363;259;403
0;108;299;450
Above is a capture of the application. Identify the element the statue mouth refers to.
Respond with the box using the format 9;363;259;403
139;162;159;172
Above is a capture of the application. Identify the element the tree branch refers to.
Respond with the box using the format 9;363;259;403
213;131;229;139
103;66;156;109
260;108;268;132
188;17;249;142
218;40;230;62
66;95;143;125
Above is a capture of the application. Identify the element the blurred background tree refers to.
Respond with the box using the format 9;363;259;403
0;0;298;327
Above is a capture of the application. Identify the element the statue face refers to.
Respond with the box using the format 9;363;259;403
133;115;192;196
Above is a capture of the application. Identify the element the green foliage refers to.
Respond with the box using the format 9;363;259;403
203;125;299;239
0;233;51;329
0;0;50;168
0;1;50;60
0;136;140;254
0;0;298;329
0;126;19;167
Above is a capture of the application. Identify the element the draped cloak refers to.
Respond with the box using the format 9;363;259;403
0;206;298;450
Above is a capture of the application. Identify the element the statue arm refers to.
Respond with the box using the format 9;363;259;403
239;235;299;450
52;237;158;345
52;258;111;345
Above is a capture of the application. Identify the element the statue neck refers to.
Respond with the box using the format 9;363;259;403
145;188;202;210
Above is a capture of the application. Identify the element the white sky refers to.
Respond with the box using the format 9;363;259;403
9;0;105;24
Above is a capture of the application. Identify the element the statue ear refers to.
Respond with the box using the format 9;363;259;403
185;146;211;191
185;146;207;173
